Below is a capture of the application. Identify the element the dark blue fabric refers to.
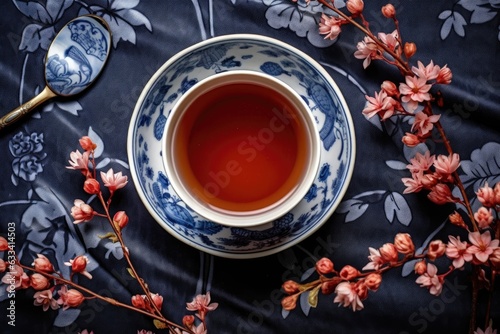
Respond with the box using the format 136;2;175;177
0;1;499;333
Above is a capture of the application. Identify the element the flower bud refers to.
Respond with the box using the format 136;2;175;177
183;315;195;328
33;254;54;273
83;178;100;195
394;233;415;255
65;289;85;308
30;273;51;290
354;281;368;300
321;277;342;295
449;211;466;228
381;4;396;18
364;273;382;291
113;211;129;230
379;243;398;263
339;265;360;281
281;294;298;311
315;257;334;275
380;80;398;96
131;294;146;309
490;248;500;269
282;280;300;294
476;183;496;208
414;260;427;275
79;136;97;151
347;0;364;15
402;133;421;147
404;42;417;59
0;236;8;251
151;293;164;310
71;255;89;273
427;240;446;260
474;207;494;229
436;65;452;85
494;182;500;205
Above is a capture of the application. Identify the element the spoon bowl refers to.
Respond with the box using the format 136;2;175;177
0;15;111;130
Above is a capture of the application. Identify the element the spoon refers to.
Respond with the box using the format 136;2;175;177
0;15;111;130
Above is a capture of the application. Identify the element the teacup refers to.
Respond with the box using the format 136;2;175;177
162;70;320;227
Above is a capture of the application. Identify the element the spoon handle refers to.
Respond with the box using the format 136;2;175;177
0;86;56;131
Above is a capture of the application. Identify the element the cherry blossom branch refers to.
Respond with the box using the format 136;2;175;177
15;260;190;333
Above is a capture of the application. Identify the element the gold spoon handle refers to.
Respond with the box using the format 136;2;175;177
0;86;56;130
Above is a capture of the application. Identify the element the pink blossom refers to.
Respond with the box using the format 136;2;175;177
446;236;468;268
406;151;435;174
2;264;30;290
186;292;218;321
362;247;384;271
466;230;499;263
71;199;95;224
66;150;90;176
474;207;494;229
79;330;94;334
399;76;432;112
412;60;440;81
333;282;364;311
34;289;59;311
377;30;399;52
415;263;443;295
354;35;380;68
319;14;343;41
414;260;427;275
100;168;128;193
411;111;441;136
362;90;397;119
433;153;460;179
0;236;8;251
402;171;424;194
436;65;452;84
476;183;496;207
474;322;497;334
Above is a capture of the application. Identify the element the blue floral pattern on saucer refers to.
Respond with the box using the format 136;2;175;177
127;35;356;258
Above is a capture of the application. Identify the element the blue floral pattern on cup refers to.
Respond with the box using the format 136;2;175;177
128;35;356;258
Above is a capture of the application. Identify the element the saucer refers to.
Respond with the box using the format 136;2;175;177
127;34;356;259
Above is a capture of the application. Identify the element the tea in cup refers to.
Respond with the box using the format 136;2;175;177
163;70;320;227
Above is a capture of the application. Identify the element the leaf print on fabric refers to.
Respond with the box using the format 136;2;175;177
81;0;153;47
439;1;500;41
384;192;412;226
454;141;500;210
261;0;339;48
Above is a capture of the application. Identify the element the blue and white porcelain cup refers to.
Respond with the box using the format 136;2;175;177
162;70;321;228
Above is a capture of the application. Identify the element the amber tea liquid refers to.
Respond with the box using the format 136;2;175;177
172;82;309;213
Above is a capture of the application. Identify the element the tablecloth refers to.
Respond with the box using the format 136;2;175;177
0;0;499;333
